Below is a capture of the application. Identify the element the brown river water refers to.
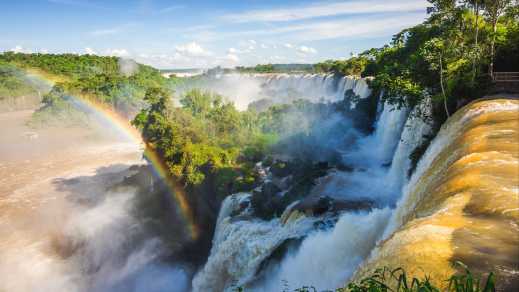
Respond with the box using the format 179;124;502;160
0;109;144;291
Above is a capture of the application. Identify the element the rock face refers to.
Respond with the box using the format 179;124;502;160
353;98;519;291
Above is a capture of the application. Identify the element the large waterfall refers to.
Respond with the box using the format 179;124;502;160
191;74;436;291
355;99;519;290
179;73;372;110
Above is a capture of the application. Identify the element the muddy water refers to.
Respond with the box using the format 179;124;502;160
0;110;146;291
354;99;519;291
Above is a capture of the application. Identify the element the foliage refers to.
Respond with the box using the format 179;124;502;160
314;56;370;76
0;52;170;115
132;88;280;198
0;61;40;99
30;84;89;127
233;266;495;291
317;0;519;123
235;63;314;73
341;265;495;292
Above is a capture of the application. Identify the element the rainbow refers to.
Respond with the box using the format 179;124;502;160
28;72;200;240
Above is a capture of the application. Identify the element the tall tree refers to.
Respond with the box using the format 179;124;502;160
466;0;483;83
484;0;513;76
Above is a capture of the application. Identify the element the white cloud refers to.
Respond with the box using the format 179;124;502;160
105;48;130;57
223;13;426;41
283;43;293;48
175;42;212;57
297;45;317;54
260;43;268;49
84;47;97;55
248;39;257;45
285;14;425;41
10;45;32;53
225;53;239;62
223;0;428;22
228;47;237;54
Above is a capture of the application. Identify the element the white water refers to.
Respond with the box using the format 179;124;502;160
193;81;433;291
183;73;371;110
192;194;317;291
254;209;391;291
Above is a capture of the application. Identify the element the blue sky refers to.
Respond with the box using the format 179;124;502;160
0;0;430;68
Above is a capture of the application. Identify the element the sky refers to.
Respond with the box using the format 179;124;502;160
0;0;430;69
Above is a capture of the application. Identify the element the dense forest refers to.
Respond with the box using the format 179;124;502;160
315;0;519;123
0;52;167;116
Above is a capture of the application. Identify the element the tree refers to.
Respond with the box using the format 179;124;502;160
484;0;514;76
42;84;66;107
466;0;483;84
422;38;450;117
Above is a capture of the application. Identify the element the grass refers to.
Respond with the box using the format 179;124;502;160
232;264;495;292
343;263;495;292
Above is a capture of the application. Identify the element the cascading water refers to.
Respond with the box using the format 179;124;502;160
192;77;434;291
179;73;371;110
354;99;519;290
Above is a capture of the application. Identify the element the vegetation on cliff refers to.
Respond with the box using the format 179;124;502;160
0;52;167;115
316;0;519;123
0;61;40;98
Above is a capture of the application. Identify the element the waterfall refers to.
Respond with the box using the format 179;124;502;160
384;98;433;194
192;194;317;291
343;100;409;169
192;81;430;290
253;208;391;291
352;98;519;290
183;73;372;110
383;99;519;238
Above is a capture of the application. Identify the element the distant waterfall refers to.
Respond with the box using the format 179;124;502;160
188;73;372;110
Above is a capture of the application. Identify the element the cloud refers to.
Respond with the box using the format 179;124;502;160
220;13;426;41
228;48;237;54
225;54;239;62
106;49;130;57
284;43;293;48
223;0;428;23
297;46;317;54
283;14;426;41
118;58;139;76
175;42;212;57
260;43;269;49
84;47;97;55
10;45;32;53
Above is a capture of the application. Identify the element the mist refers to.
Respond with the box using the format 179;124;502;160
118;58;139;77
0;103;190;292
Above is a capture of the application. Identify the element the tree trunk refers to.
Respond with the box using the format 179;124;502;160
439;55;450;117
472;1;480;84
489;18;498;77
